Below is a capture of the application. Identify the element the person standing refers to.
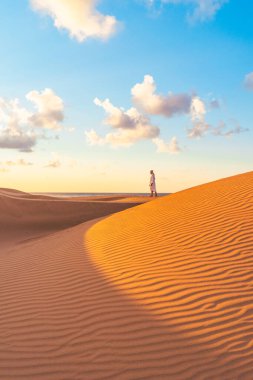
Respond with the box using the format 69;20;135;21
149;170;157;197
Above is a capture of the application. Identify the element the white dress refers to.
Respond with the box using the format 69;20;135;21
150;173;156;192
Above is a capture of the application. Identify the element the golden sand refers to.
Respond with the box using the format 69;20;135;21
0;172;252;379
86;171;253;379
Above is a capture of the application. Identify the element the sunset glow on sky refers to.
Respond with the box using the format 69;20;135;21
0;0;252;192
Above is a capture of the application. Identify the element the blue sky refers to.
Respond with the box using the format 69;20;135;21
0;0;252;192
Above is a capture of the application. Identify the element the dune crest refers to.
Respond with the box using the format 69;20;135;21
0;188;146;250
86;171;253;378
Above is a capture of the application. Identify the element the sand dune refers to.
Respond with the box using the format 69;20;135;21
65;195;152;203
0;172;252;379
0;188;145;250
87;171;253;379
0;188;57;200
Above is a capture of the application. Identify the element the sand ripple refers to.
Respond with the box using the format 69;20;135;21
87;172;253;379
0;172;252;379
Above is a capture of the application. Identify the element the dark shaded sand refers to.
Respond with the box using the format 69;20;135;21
0;172;253;379
0;189;149;250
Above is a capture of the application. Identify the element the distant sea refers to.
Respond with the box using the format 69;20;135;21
34;192;170;198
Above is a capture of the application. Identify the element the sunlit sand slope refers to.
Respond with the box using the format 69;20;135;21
87;171;253;379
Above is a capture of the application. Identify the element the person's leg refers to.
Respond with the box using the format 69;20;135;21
155;192;157;197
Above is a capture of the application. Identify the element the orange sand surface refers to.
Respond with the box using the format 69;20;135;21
65;195;153;203
1;172;253;379
0;189;146;250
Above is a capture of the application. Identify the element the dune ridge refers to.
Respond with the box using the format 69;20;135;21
0;172;252;379
86;171;253;379
0;188;146;250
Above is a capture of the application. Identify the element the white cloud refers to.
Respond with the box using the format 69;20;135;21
0;98;36;152
0;89;65;152
153;0;228;22
94;98;137;129
187;96;210;138
88;73;245;154
0;98;31;127
86;98;159;147
85;129;105;146
26;88;64;130
153;136;181;153
131;75;192;117
187;121;210;138
188;98;248;139
30;0;118;42
190;96;206;121
244;72;253;91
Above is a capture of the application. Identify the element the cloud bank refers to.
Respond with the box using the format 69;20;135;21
30;0;118;42
0;98;36;152
188;97;247;139
132;75;192;117
0;89;64;152
0;131;37;152
86;98;159;147
86;73;244;154
27;88;64;130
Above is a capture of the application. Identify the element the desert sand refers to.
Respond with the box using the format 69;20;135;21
0;172;253;379
0;189;146;251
